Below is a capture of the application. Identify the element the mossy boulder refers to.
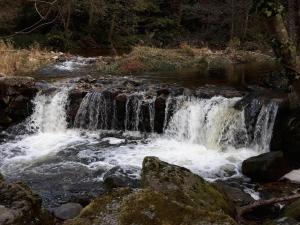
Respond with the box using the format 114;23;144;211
64;188;236;225
0;176;52;225
141;156;235;216
65;157;237;225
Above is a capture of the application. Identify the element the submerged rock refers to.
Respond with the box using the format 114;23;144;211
242;151;291;182
64;157;237;225
54;203;83;220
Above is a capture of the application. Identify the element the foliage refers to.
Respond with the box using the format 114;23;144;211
252;0;285;17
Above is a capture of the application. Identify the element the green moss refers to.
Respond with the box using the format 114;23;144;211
120;189;236;225
64;188;236;225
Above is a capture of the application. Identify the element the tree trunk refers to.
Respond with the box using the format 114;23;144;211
268;14;298;81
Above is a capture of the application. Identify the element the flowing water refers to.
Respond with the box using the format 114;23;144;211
0;86;278;206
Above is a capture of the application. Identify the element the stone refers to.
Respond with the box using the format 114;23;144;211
0;76;38;128
214;181;255;207
54;203;83;220
103;166;140;189
263;217;300;225
242;151;292;182
141;156;235;216
64;188;236;225
283;199;300;221
0;177;51;225
64;157;237;225
281;109;300;167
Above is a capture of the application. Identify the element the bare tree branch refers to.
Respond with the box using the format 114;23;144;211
236;193;300;224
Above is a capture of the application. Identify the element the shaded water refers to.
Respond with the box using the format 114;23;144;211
33;56;278;89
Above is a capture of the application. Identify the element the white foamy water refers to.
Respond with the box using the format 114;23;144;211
53;57;95;71
0;89;278;181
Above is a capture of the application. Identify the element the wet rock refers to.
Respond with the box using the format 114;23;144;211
214;181;255;207
263;217;300;225
281;109;300;167
103;166;140;189
141;156;235;216
282;199;300;221
54;203;83;220
64;189;236;225
0;175;51;225
0;76;38;128
242;151;291;182
195;85;243;98
64;158;237;225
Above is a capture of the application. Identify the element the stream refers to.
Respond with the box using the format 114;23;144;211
0;57;279;208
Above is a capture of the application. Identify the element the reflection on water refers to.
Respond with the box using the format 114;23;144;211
130;61;279;89
33;55;278;89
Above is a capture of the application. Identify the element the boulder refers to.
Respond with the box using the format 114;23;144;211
141;157;235;216
242;151;291;182
0;175;51;225
54;203;83;220
103;166;140;189
64;157;237;225
281;109;300;167
0;76;38;128
214;181;255;207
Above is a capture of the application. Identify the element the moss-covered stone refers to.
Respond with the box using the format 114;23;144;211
64;188;236;225
0;178;52;225
65;157;237;225
141;156;236;217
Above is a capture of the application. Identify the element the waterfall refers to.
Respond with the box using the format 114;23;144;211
27;88;69;133
164;96;249;150
252;101;278;151
74;92;114;130
73;90;278;152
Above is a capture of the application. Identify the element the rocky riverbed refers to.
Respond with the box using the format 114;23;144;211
0;70;300;225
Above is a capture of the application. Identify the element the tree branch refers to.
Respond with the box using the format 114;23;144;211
236;193;300;224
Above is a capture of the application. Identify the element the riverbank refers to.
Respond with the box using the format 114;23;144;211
0;73;299;225
0;41;64;76
96;46;275;75
0;42;275;78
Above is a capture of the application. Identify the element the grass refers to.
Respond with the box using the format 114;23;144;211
0;41;58;76
97;45;274;75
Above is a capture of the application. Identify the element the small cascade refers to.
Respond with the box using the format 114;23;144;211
27;89;69;133
74;92;114;130
73;90;278;152
74;92;156;132
124;93;144;131
164;96;249;150
252;101;278;150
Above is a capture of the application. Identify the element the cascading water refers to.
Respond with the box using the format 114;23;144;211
0;87;279;206
27;89;69;133
164;96;249;150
